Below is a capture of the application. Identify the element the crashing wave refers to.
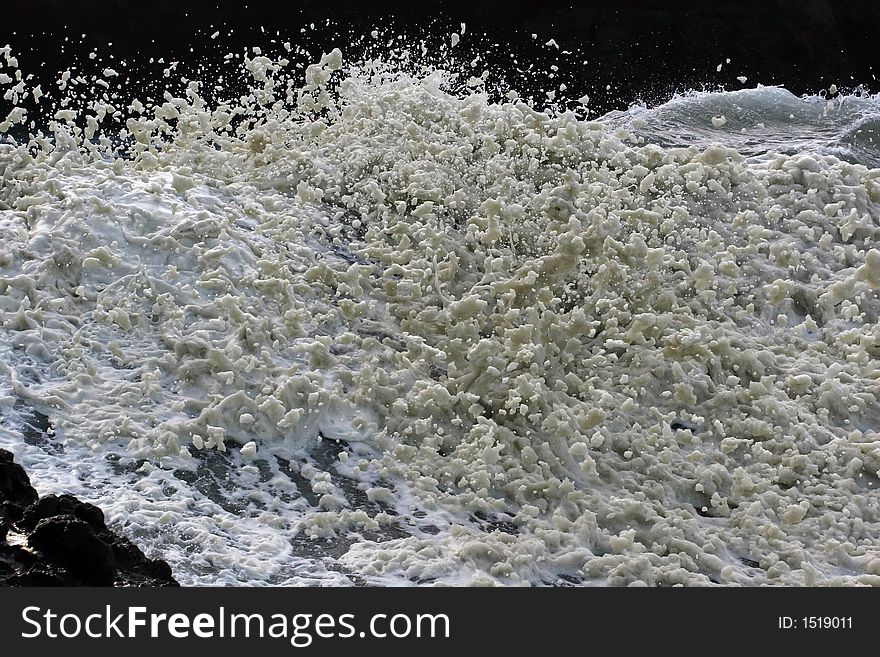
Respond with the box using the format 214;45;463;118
1;37;879;586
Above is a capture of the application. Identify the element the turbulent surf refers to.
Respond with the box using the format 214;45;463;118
1;34;879;586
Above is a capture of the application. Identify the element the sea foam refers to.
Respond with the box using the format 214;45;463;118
1;36;879;586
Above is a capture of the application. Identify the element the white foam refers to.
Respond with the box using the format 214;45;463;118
1;43;879;586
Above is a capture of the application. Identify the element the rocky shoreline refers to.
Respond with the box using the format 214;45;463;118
0;449;178;586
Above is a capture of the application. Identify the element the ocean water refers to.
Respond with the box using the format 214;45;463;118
603;85;880;168
1;38;879;586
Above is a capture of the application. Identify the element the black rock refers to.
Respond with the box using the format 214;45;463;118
4;567;70;587
20;494;106;531
0;449;39;519
0;449;178;587
28;515;117;585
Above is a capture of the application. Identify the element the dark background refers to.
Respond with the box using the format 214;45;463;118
3;0;880;114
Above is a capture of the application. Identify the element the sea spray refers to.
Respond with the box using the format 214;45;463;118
1;34;879;586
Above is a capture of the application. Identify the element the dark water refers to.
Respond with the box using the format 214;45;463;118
4;0;880;116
